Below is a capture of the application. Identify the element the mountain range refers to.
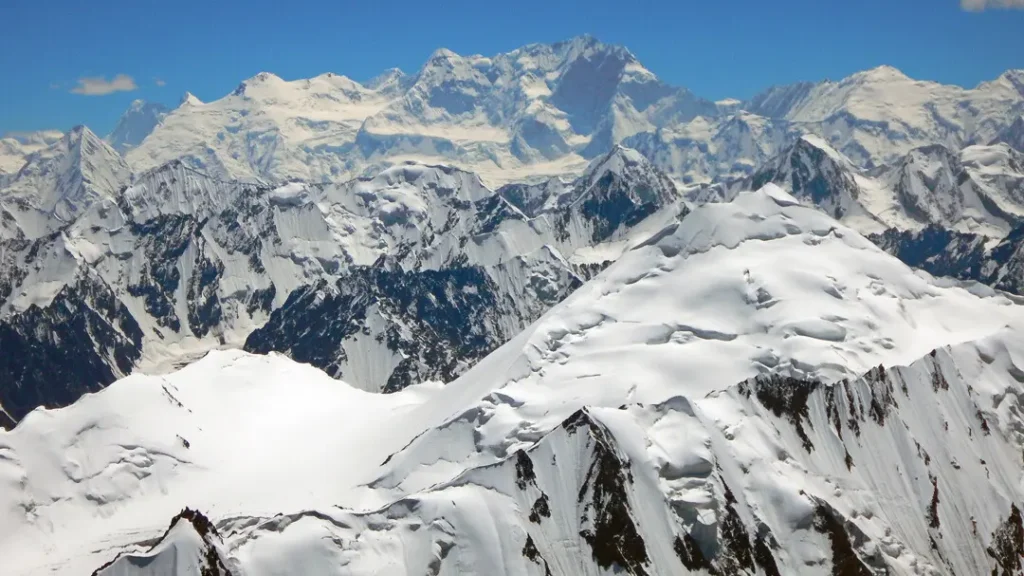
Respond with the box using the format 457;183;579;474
3;35;1024;576
4;36;1022;189
6;186;1024;575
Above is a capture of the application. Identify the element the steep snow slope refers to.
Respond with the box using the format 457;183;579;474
4;185;1024;575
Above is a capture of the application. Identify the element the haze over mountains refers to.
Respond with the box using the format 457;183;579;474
3;35;1024;576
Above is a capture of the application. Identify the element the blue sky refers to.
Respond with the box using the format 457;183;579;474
1;0;1022;136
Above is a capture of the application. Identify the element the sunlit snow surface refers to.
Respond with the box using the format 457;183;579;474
4;186;1024;575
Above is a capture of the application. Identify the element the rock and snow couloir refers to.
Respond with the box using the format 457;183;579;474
4;185;1024;574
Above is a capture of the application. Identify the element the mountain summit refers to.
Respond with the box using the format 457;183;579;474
106;100;170;154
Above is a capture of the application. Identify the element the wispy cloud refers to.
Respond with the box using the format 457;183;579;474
48;82;61;90
70;74;138;96
154;78;166;87
962;0;1024;10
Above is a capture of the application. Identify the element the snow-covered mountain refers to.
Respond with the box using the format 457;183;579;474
0;130;64;177
5;186;1024;575
106;100;170;155
694;136;1024;239
745;134;878;226
0;146;682;420
91;509;234;576
690;126;1024;302
745;67;1024;166
871;223;1024;297
5;35;1024;576
122;36;717;187
113;36;1023;189
0;126;130;240
628;66;1024;185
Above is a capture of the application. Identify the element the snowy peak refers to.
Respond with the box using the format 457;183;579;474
745;134;865;221
177;92;203;107
92;508;233;576
0;125;129;238
886;143;971;224
850;63;911;82
570;146;682;243
230;71;285;97
4;126;128;208
107;100;170;154
50;126;129;192
576;144;675;199
125;36;719;185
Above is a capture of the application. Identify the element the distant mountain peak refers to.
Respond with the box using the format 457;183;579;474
365;67;406;90
65;125;108;155
551;33;613;54
65;124;90;138
426;47;462;63
232;71;284;96
0;123;129;237
107;100;170;154
178;91;203;107
853;64;911;81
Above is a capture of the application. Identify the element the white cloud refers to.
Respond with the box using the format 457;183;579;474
962;0;1024;10
70;74;138;96
154;78;166;87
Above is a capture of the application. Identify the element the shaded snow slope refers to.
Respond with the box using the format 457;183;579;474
4;185;1024;574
